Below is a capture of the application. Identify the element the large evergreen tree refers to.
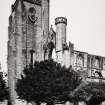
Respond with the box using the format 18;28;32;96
16;60;81;105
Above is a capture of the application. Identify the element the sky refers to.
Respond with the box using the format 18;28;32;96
0;0;105;71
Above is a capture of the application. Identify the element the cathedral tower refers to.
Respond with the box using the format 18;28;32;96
7;0;49;104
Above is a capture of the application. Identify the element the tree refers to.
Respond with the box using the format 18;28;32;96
16;60;81;105
0;72;9;102
86;82;105;105
70;81;105;105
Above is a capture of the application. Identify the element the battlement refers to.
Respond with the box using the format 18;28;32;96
55;17;67;25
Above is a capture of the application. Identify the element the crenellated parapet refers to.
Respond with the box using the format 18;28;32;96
55;17;67;25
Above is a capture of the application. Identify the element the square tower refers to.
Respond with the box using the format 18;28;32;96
7;0;49;104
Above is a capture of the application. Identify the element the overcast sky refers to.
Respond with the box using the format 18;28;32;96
0;0;105;71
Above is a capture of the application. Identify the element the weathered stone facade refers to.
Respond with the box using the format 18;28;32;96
54;17;105;79
8;0;49;104
54;17;105;105
8;0;105;105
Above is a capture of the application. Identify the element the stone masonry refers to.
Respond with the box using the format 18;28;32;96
8;0;49;105
8;0;105;105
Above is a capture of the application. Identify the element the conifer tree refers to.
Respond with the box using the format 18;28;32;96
16;60;81;105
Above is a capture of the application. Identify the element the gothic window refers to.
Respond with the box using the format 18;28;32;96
93;56;100;69
77;53;84;68
95;59;99;69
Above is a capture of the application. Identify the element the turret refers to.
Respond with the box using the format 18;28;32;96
55;17;67;50
55;17;67;64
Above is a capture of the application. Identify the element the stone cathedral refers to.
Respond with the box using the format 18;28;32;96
8;0;105;105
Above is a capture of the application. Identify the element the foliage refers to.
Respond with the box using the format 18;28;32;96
70;81;105;105
16;60;81;104
7;99;12;105
0;73;9;101
86;82;105;105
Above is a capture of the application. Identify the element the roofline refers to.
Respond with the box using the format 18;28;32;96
74;50;105;58
12;0;41;12
23;0;41;5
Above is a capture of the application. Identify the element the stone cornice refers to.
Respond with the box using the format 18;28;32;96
12;0;41;12
23;0;41;5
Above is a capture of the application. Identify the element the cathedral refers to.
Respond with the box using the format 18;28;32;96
7;0;105;105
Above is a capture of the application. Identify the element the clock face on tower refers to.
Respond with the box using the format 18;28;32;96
28;7;37;23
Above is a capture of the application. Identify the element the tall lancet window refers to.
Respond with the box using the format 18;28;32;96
94;57;100;69
77;53;84;69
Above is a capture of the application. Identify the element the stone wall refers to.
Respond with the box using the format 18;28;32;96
8;0;49;105
72;50;105;78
